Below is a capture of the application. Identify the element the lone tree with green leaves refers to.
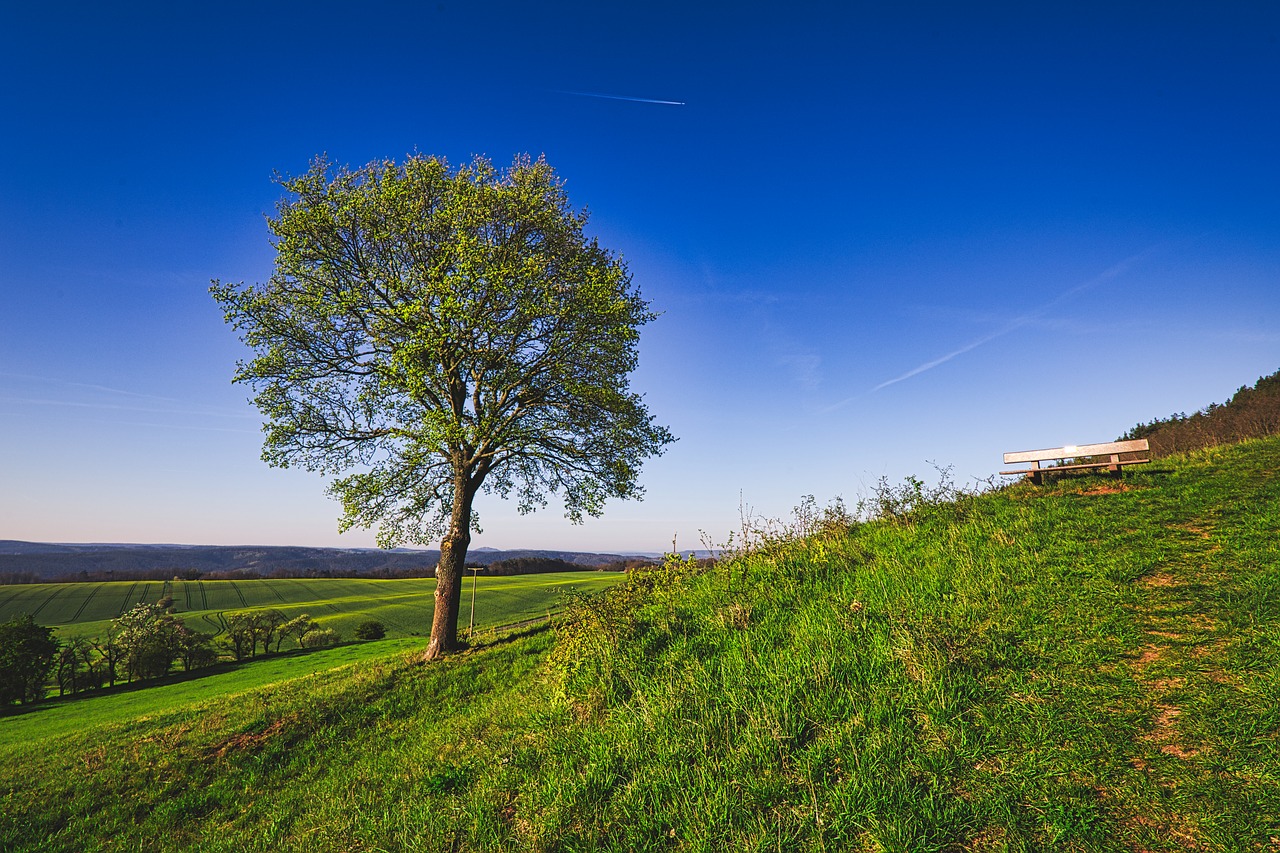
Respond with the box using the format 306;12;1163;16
212;154;674;659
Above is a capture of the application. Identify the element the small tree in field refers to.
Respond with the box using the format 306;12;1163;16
212;154;674;659
89;630;122;688
279;613;317;649
54;637;94;696
0;615;58;705
220;613;256;661
113;603;184;681
251;610;288;655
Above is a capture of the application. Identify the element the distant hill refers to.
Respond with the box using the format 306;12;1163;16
1121;367;1280;456
0;542;638;583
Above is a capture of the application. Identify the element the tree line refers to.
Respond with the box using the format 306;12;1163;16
482;556;641;576
0;565;439;586
1121;368;1280;456
2;560;634;586
0;603;357;706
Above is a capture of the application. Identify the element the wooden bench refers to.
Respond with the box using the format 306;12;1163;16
1001;439;1151;485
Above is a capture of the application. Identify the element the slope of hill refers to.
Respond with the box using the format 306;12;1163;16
2;436;1277;851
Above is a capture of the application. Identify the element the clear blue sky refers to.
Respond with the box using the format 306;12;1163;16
3;2;1278;552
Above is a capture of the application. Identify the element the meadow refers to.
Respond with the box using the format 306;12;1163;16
0;571;623;643
2;437;1277;851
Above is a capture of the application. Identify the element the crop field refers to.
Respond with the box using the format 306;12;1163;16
0;571;623;642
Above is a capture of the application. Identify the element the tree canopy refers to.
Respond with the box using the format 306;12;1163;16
0;614;58;705
212;154;673;657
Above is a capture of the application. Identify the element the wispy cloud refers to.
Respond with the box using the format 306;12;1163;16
556;90;686;106
0;397;252;419
111;420;259;435
774;341;823;395
0;372;254;421
0;371;183;403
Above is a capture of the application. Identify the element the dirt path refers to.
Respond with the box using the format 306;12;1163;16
1120;519;1233;852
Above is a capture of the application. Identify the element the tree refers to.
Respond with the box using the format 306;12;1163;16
0;615;59;705
212;154;674;659
251;610;288;655
89;629;123;688
279;613;317;649
175;625;218;671
113;603;187;681
220;613;256;661
54;637;94;696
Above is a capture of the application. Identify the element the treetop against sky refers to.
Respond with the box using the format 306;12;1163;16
2;2;1277;550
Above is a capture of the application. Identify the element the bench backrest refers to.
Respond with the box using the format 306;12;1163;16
1003;438;1149;465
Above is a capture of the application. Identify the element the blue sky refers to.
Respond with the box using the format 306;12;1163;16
3;2;1278;551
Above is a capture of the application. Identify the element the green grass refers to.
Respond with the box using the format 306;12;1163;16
0;638;425;745
2;438;1278;851
0;571;622;642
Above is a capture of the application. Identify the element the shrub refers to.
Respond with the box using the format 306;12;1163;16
300;627;339;649
354;620;386;640
548;552;702;707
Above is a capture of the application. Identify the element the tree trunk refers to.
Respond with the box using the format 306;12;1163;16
425;473;476;660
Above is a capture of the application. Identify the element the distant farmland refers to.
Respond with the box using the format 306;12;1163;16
0;572;623;641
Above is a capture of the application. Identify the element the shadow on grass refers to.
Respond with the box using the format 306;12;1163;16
466;617;555;653
1010;468;1177;491
398;615;557;665
5;616;563;719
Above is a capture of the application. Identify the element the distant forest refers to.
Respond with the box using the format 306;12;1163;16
0;543;647;585
1121;368;1280;457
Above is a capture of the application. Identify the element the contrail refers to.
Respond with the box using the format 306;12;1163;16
557;90;685;106
869;245;1160;393
820;244;1162;413
870;326;1015;392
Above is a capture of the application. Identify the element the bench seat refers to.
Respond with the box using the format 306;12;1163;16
1001;439;1150;484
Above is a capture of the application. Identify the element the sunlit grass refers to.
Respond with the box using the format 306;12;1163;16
0;571;622;641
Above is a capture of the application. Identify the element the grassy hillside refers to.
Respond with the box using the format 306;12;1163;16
0;572;623;642
2;438;1278;851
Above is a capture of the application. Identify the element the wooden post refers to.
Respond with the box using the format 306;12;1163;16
468;566;478;639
